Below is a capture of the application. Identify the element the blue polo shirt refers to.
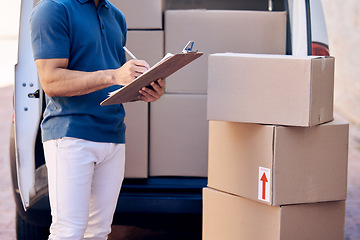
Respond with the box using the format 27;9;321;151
30;0;127;143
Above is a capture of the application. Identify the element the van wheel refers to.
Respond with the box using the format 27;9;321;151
16;211;49;240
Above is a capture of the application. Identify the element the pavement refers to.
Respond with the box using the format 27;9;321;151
321;0;360;125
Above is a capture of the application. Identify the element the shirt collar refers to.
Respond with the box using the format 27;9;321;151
76;0;109;8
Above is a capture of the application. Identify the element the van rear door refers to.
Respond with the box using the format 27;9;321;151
15;0;47;210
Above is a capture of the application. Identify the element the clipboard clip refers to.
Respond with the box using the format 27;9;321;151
182;41;198;53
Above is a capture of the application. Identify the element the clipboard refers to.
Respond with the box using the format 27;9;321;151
100;51;203;105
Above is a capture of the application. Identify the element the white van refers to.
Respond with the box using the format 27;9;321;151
10;0;329;239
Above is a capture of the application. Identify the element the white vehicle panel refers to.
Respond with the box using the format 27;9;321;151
310;0;329;45
15;0;43;209
291;0;309;56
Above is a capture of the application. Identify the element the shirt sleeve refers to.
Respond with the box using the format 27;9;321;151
30;0;70;60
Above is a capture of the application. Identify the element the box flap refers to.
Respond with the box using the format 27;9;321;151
208;121;274;205
280;201;345;240
211;52;324;60
203;188;281;240
309;57;335;125
272;121;348;205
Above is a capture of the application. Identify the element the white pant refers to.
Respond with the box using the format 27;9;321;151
43;137;125;240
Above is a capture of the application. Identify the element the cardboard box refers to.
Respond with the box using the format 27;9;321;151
165;0;272;11
123;101;148;178
164;10;287;93
126;30;164;67
207;53;335;127
203;187;345;240
208;121;349;205
112;0;164;29
149;94;208;177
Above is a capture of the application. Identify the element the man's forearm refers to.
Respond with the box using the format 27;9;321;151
40;67;116;97
35;58;149;98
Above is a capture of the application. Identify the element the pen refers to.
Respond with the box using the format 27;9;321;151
123;46;138;60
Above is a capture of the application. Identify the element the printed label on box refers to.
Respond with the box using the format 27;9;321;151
258;167;270;202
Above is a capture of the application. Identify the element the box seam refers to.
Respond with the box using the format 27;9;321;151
308;59;314;126
271;126;276;205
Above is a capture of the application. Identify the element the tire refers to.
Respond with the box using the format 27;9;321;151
16;211;49;240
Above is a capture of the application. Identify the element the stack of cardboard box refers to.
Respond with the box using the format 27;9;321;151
113;0;289;178
111;0;165;178
149;9;287;177
204;53;349;239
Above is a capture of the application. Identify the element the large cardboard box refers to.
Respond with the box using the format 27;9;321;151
123;101;148;178
149;94;208;177
126;30;164;66
208;121;349;205
112;0;164;29
207;53;335;127
203;187;345;240
164;10;287;94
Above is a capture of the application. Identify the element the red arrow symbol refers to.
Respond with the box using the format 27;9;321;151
260;173;268;200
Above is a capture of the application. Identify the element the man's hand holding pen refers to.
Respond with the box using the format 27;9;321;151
121;46;165;102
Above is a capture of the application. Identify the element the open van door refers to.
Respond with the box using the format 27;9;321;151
14;0;47;210
288;0;329;56
288;0;312;56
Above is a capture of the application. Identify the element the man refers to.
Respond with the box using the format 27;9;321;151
30;0;165;239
